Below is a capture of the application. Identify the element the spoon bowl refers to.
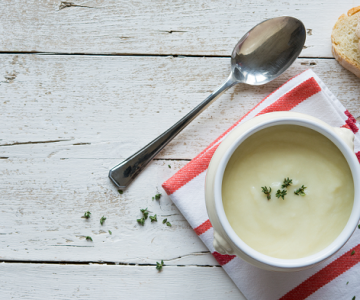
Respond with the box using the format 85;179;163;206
109;16;306;189
231;16;306;85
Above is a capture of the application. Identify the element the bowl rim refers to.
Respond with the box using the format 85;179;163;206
214;116;360;269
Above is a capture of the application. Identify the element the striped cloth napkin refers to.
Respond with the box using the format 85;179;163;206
162;69;360;300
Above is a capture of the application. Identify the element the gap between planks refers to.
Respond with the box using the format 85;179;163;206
0;51;336;59
0;259;219;268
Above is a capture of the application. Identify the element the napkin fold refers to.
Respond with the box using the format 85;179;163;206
162;69;360;300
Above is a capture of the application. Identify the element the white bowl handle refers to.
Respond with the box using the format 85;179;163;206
332;127;355;151
213;231;234;254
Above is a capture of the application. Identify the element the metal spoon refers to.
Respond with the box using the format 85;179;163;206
109;16;306;189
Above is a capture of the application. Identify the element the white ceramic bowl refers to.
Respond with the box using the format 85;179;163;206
205;112;360;271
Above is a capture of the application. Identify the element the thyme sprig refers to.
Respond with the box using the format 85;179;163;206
137;217;145;226
100;216;106;225
82;211;91;219
140;208;150;219
156;260;164;271
294;185;307;196
282;177;293;188
261;186;272;200
276;189;287;200
152;193;162;201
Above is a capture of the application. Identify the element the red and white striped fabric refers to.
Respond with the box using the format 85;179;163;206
162;69;360;300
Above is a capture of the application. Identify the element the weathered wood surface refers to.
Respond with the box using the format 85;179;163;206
1;55;359;266
0;158;218;264
1;2;360;298
0;263;245;299
0;0;356;57
1;55;359;162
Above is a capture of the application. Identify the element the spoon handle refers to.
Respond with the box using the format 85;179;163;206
109;75;237;189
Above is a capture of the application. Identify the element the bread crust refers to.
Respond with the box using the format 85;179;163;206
331;8;360;78
332;44;360;78
348;6;360;16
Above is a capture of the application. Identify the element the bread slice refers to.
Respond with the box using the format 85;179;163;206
331;6;360;78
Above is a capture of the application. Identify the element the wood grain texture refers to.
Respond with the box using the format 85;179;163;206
2;2;359;298
0;158;219;265
0;263;246;299
1;54;359;161
0;0;356;57
0;54;359;265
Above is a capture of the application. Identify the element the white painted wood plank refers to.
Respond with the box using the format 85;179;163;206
1;55;359;161
0;0;355;57
0;263;246;300
0;157;221;265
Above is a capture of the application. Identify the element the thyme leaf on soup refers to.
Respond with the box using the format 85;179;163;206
276;189;287;200
294;185;307;196
85;236;92;241
281;177;293;188
261;186;272;200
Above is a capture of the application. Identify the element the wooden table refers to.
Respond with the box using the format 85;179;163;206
1;1;360;299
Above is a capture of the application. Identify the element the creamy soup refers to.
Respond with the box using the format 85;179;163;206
222;125;354;259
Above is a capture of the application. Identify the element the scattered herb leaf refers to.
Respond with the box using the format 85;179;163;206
358;224;360;229
162;218;167;224
108;230;112;235
156;260;164;271
276;189;287;200
351;250;355;256
155;193;161;200
282;177;293;188
352;297;356;300
294;185;307;196
85;236;92;241
166;221;172;227
137;217;145;226
347;281;349;285
261;186;272;200
82;211;91;219
150;214;157;222
118;189;123;194
140;208;149;219
168;165;171;169
100;216;106;225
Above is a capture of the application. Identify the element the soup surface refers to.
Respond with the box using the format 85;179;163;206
222;125;354;259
